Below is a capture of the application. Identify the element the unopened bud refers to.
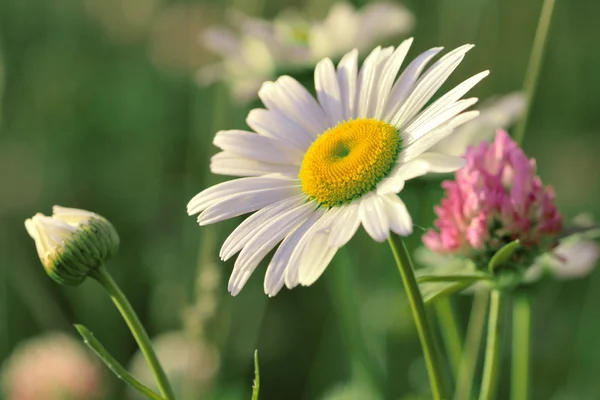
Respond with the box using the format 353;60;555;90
25;206;119;285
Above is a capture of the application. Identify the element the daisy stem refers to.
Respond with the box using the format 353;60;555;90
511;293;531;400
479;289;504;400
454;290;489;400
434;297;463;381
90;265;176;400
388;234;447;400
512;0;556;146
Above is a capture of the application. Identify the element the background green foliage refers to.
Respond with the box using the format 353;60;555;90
0;0;599;399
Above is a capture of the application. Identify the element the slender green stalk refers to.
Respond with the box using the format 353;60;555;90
479;290;504;400
388;234;447;400
252;350;260;400
511;294;531;400
74;324;165;400
434;297;463;381
455;290;489;400
90;265;176;400
512;0;557;145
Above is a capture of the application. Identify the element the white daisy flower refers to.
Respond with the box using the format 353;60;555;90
197;2;414;102
188;39;489;296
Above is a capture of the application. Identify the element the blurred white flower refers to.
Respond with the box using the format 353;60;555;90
1;333;102;400
128;332;220;400
197;2;414;102
528;216;600;281
430;92;526;156
308;2;414;60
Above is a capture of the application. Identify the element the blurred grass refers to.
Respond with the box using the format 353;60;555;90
1;0;599;399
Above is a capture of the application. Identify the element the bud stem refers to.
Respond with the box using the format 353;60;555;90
479;289;504;400
511;293;531;400
455;290;489;400
90;265;176;400
388;234;447;400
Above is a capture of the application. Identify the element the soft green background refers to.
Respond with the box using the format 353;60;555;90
0;0;599;399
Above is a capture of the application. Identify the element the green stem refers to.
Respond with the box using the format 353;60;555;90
511;294;531;400
455;290;489;400
434;297;463;381
252;350;260;400
512;0;556;145
479;290;504;400
388;234;447;400
90;265;176;400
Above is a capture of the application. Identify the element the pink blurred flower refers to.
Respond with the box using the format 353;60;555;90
423;130;562;265
1;333;102;400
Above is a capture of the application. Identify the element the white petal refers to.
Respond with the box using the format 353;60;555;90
377;153;466;194
246;108;314;150
210;152;300;177
285;209;338;288
373;38;414;120
383;47;444;120
356;46;394;118
196;185;302;225
259;77;329;138
228;202;317;296
405;70;489;132
220;194;306;261
391;44;475;128
328;202;361;247
336;49;359;120
403;97;480;143
187;176;298;215
358;194;390;242
315;58;344;127
213;130;304;165
430;91;526;156
264;210;324;296
293;209;342;287
376;176;406;195
401;110;480;162
382;194;413;235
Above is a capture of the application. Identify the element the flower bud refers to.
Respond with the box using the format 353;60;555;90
25;206;119;285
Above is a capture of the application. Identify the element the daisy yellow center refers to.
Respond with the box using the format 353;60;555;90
299;118;401;207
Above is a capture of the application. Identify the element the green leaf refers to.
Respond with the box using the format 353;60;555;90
417;273;492;284
251;350;260;400
421;280;476;304
415;257;486;304
74;324;165;400
488;240;521;274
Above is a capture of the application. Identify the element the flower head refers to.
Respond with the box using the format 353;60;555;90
25;206;119;285
188;39;488;296
197;2;414;102
1;333;102;400
423;130;563;268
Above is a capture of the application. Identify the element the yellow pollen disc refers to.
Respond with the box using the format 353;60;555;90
299;118;401;207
